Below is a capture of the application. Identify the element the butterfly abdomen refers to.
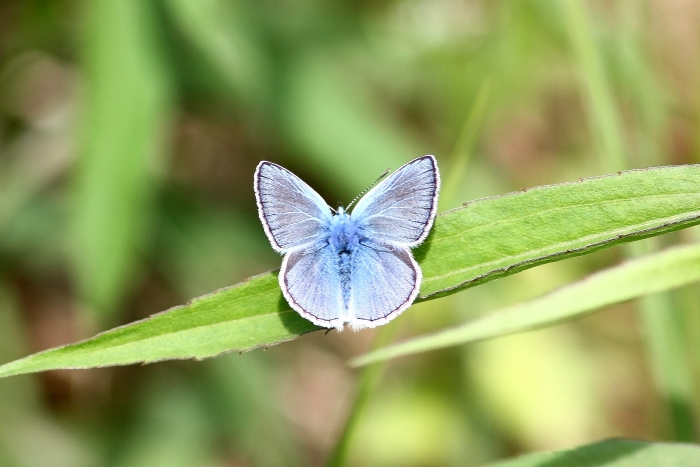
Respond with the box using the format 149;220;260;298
339;251;352;308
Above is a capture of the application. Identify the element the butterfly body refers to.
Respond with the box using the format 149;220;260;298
255;156;440;331
327;207;356;308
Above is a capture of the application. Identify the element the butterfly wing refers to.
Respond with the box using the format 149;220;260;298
257;157;438;331
350;155;440;247
254;161;332;252
347;239;420;330
280;241;345;330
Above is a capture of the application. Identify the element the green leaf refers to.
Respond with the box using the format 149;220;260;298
73;0;173;318
0;273;317;377
351;241;700;367
1;165;700;377
484;439;700;467
418;165;700;298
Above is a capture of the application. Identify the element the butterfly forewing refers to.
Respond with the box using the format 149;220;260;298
350;155;440;247
255;162;332;252
348;240;420;329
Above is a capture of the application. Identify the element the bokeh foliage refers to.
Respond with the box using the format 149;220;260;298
1;0;700;466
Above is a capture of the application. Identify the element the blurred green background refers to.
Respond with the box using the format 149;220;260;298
0;0;699;466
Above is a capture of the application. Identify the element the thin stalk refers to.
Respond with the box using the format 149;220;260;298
630;241;695;441
562;0;626;172
325;324;397;467
439;79;492;211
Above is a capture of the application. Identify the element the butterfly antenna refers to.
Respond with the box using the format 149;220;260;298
346;168;391;210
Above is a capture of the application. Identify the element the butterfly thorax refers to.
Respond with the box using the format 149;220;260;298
328;207;361;253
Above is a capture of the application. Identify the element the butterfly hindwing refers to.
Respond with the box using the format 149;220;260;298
280;241;344;329
350;155;440;247
348;239;420;329
254;161;332;252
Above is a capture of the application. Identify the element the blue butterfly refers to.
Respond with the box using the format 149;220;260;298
254;156;440;331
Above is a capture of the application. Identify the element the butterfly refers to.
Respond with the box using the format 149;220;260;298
254;155;440;331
